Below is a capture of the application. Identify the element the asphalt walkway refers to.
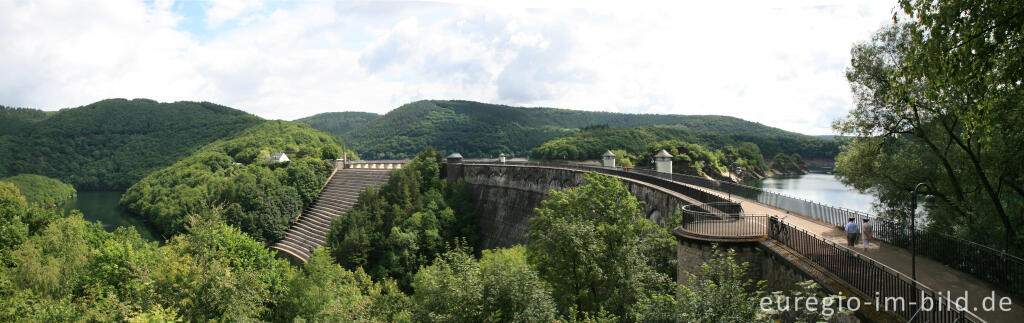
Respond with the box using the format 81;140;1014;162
694;185;1021;323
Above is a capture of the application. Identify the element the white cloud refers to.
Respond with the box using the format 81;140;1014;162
206;0;264;28
0;0;897;135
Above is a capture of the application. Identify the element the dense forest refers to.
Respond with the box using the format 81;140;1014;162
530;125;833;163
533;126;803;179
327;149;478;289
302;100;838;160
296;111;381;138
0;174;76;207
120;121;346;242
0;174;841;321
0;99;263;190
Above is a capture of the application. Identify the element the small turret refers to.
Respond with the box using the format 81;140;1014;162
446;152;464;164
654;149;673;174
602;150;616;168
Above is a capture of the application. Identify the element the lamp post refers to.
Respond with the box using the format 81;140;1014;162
909;183;937;281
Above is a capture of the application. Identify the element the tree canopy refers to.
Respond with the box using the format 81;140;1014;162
530;124;837;163
0;99;263;190
0;162;846;322
0;183;408;322
0;174;76;207
327;148;478;289
296;111;382;138
835;0;1024;252
120;121;346;242
307;99;837;160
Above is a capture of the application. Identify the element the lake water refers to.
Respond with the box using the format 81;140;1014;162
61;191;158;242
743;173;877;213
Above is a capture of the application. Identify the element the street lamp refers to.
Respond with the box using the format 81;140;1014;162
909;183;937;281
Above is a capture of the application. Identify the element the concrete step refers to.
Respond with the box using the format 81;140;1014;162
271;242;309;260
293;221;328;237
286;223;323;241
275;168;394;262
300;214;333;229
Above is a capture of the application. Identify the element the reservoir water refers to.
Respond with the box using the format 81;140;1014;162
743;173;877;214
61;191;158;242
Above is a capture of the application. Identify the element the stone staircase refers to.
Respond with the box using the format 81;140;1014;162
270;169;391;261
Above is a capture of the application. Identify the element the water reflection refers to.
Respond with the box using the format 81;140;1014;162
61;191;158;242
743;173;876;213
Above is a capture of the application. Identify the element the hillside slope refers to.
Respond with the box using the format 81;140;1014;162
0;174;76;207
532;125;838;161
295;111;381;138
0;99;263;190
319;100;837;160
121;121;347;241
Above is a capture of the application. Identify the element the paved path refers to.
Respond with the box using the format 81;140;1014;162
694;185;1021;323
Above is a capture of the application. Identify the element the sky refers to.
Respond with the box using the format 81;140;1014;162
0;0;898;135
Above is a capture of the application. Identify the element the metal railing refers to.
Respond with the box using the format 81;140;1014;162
639;168;1024;297
873;219;1024;297
772;219;983;322
679;202;771;239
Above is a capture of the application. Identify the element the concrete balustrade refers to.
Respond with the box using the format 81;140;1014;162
345;160;409;169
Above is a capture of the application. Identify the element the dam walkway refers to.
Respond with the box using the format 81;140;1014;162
694;183;1020;323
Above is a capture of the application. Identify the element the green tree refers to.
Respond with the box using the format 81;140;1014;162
0;174;76;207
835;0;1024;250
412;245;557;322
120;121;340;241
327;148;478;289
272;248;411;322
609;149;635;168
527;172;669;319
638;247;849;322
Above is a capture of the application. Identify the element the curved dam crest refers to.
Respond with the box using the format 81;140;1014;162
450;163;684;250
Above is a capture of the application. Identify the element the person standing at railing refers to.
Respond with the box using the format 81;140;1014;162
862;218;873;249
845;218;860;247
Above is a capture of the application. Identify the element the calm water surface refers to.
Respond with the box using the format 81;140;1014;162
743;173;876;213
62;191;158;241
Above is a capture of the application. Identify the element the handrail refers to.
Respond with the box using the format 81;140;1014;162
346;159;412;164
677;201;984;322
678;203;772;240
572;164;1024;295
772;219;984;322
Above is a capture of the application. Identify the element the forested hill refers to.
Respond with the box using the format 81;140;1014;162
313;99;838;160
295;111;381;138
0;98;263;190
532;125;838;161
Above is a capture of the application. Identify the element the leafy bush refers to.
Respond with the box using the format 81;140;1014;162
412;245;557;322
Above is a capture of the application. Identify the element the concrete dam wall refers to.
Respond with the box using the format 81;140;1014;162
445;162;866;322
447;163;683;250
